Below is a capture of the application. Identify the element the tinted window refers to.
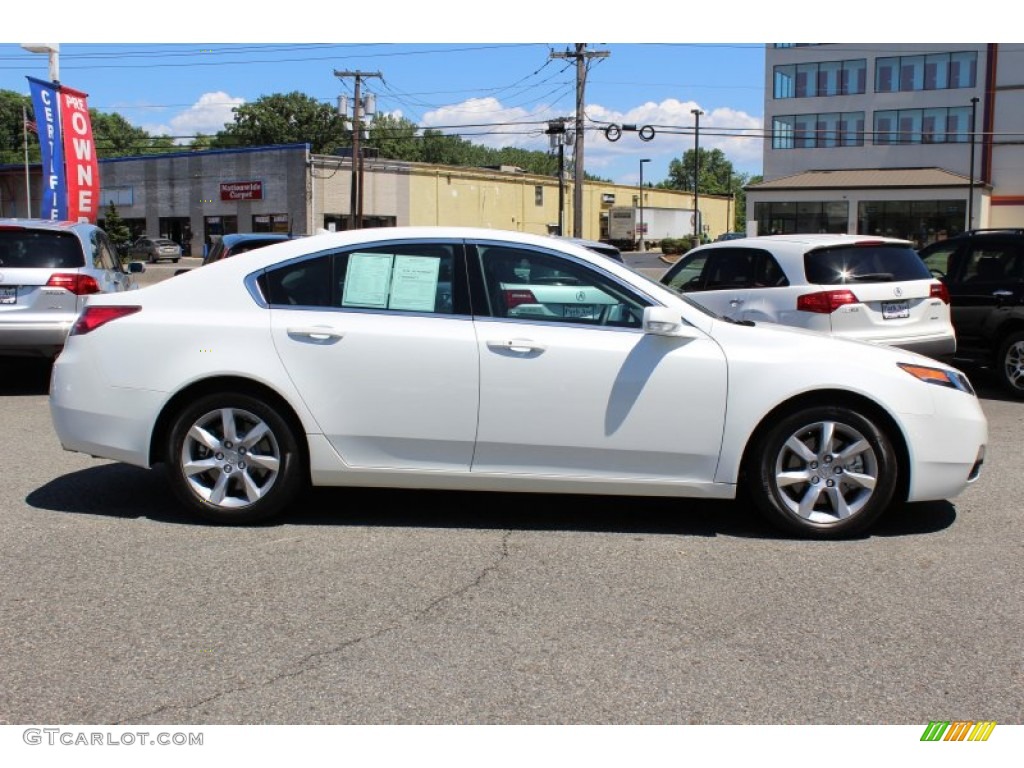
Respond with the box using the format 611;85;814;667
0;230;84;268
804;245;932;285
261;242;463;315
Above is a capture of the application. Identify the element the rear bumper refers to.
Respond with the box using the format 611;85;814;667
0;319;73;357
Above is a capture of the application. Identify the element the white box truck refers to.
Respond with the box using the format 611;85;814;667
607;206;697;250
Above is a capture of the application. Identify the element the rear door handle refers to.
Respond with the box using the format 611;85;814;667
287;326;344;343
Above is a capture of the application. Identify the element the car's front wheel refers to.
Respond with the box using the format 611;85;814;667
996;331;1024;399
748;405;898;538
166;392;305;524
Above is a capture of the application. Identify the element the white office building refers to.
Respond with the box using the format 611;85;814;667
747;43;1024;245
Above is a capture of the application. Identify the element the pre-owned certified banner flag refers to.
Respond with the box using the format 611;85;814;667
59;85;99;223
27;76;68;220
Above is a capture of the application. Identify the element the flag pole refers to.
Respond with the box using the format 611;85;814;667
23;104;31;217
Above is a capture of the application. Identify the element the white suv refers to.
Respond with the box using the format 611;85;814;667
0;219;143;359
660;233;955;358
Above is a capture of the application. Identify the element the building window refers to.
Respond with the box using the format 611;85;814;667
535;186;544;206
875;51;976;92
253;214;290;233
773;112;864;149
98;186;133;206
858;199;966;243
873;107;970;145
774;59;866;99
753;201;849;235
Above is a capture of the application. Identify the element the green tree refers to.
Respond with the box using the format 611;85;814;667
366;114;422;161
212;92;348;154
100;201;132;258
0;89;37;165
661;147;736;195
89;110;155;157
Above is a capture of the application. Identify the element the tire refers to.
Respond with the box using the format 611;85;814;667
747;405;898;539
996;331;1024;399
166;392;305;524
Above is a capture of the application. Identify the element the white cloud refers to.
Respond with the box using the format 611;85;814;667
417;95;762;182
140;91;246;141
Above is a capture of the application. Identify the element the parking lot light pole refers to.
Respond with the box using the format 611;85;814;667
691;109;704;244
21;43;59;83
638;158;650;252
968;96;979;231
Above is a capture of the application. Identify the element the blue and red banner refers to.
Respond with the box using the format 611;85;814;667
27;76;68;220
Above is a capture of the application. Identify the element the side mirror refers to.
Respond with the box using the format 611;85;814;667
127;261;146;273
642;306;702;338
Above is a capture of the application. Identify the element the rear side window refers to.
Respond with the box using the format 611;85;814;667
261;242;466;315
0;230;85;269
804;244;932;285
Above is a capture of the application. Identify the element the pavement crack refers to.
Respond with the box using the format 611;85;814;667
117;530;513;724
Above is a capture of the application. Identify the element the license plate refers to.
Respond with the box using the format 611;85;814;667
0;286;16;305
563;304;596;319
882;300;909;319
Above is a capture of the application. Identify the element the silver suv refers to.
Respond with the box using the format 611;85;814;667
0;219;143;359
661;233;956;358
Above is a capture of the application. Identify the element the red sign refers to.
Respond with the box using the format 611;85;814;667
59;86;99;223
220;181;264;201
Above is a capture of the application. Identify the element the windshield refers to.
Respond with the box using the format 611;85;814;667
0;230;84;269
804;244;931;285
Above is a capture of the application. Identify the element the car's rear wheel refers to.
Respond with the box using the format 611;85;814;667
748;405;897;538
996;331;1024;399
166;392;305;524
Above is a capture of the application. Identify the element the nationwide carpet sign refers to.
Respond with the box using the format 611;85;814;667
26;76;99;223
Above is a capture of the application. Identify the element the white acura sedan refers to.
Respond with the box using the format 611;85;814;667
49;227;987;538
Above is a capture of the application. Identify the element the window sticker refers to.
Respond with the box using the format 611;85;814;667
389;255;442;312
342;252;394;308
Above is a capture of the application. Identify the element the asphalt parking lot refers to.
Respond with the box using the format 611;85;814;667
0;342;1022;727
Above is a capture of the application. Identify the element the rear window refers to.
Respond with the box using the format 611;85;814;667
803;244;932;285
0;230;84;269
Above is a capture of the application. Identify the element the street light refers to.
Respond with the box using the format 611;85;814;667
638;158;650;252
21;43;59;82
968;96;979;231
691;109;704;243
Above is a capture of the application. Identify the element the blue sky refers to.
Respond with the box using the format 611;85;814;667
2;6;991;187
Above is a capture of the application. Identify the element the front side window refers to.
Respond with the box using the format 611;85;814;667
477;244;645;327
92;231;120;271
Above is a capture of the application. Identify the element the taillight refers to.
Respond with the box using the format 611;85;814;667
796;289;861;314
930;281;950;304
70;306;141;336
46;273;100;295
503;289;537;309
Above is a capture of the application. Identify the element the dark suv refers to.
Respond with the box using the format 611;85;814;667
919;229;1024;397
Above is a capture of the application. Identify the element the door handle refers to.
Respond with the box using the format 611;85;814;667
729;298;745;307
287;326;344;342
487;338;547;354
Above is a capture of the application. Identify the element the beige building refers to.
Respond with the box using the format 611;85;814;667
4;143;732;255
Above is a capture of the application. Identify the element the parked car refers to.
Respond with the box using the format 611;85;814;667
130;236;182;263
553;236;624;262
203;232;294;266
0;219;143;359
715;232;747;242
49;227;986;539
918;228;1024;397
659;233;956;359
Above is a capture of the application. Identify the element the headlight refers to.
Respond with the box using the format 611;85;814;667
897;362;975;395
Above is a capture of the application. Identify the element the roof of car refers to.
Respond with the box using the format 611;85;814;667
694;233;913;250
220;233;292;246
0;218;94;233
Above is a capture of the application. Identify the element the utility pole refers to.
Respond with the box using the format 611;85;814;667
551;45;608;238
334;70;381;230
